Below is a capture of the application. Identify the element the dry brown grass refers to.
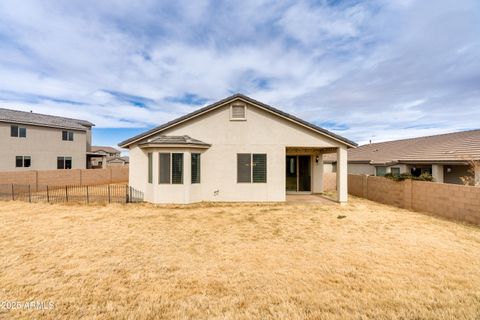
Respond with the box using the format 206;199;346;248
0;197;479;319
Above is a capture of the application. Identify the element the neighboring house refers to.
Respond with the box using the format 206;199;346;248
0;108;94;171
324;129;480;185
118;94;357;204
106;156;129;167
88;146;122;168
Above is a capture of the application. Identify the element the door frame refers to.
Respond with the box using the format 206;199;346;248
285;155;313;194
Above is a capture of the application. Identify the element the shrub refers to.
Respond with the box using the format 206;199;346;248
384;172;433;182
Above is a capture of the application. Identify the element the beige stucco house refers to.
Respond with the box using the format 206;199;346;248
0;108;94;171
119;94;357;204
88;146;122;168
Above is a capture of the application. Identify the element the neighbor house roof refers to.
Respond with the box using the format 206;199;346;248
91;146;121;154
118;93;357;148
0;107;94;131
138;135;211;148
324;129;480;165
107;156;129;163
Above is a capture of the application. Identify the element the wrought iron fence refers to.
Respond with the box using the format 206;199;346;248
0;184;143;204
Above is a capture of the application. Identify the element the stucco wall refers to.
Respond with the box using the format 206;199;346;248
128;101;347;203
0;122;87;170
0;167;128;187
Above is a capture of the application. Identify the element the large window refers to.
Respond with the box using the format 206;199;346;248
62;130;74;141
147;153;153;183
11;125;26;138
390;167;400;176
237;153;267;183
15;156;31;168
57;157;72;169
376;166;387;177
158;153;184;184
191;153;201;184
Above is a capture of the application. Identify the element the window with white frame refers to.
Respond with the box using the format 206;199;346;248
57;157;72;169
62;130;74;141
15;156;31;168
159;153;184;184
237;153;267;183
11;125;27;138
191;153;201;184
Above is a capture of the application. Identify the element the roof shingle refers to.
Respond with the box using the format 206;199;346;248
0;108;93;131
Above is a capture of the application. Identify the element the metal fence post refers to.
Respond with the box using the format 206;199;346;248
108;185;111;203
29;185;31;203
65;186;69;202
46;185;50;203
125;185;129;203
11;184;14;201
86;185;89;204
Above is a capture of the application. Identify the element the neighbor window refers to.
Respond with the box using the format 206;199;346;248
147;153;153;183
231;103;246;120
237;153;267;183
158;153;184;184
57;157;72;169
376;166;387;177
15;156;31;168
62;130;74;141
390;167;400;176
11;125;26;138
191;153;201;184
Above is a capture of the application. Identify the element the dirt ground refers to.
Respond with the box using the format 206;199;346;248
0;197;479;319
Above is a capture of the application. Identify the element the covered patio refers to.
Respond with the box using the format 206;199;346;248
285;146;348;203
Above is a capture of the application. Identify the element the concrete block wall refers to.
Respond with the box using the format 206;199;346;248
0;167;129;188
323;173;337;191
347;174;480;225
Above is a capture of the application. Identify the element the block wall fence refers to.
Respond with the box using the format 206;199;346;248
348;174;480;225
0;167;128;188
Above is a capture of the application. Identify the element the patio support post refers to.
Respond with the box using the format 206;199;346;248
336;147;348;203
432;164;444;183
312;153;324;193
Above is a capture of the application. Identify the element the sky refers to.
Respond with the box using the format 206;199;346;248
0;0;479;149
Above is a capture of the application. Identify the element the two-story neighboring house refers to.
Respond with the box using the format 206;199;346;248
0;108;94;171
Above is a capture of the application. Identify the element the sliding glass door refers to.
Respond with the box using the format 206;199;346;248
285;155;311;192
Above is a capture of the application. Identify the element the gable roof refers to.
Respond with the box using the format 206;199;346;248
324;129;480;165
0;107;94;131
91;146;121;154
118;93;357;148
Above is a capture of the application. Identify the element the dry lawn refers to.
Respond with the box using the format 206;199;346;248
0;197;479;319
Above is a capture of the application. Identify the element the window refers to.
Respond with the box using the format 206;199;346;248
376;166;387;177
158;153;184;184
237;153;267;183
62;130;74;141
191;153;201;184
231;103;246;120
147;153;153;183
57;157;72;169
11;125;26;138
390;167;400;176
15;156;31;168
172;153;184;184
252;154;267;183
159;153;171;184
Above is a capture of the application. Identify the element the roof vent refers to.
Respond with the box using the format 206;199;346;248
231;103;246;120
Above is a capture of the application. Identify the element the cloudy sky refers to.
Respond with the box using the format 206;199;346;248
0;0;479;148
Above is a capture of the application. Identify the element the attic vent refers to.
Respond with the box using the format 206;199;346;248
231;103;246;120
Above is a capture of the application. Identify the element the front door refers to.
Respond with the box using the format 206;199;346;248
285;155;311;192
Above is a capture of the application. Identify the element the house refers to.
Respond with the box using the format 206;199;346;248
88;146;122;168
0;108;94;171
118;94;357;204
106;156;129;167
324;129;480;185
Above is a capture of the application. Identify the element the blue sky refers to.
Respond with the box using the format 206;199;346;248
0;0;479;150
